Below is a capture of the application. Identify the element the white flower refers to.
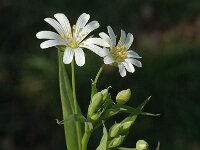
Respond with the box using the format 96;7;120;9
99;26;142;77
36;13;109;66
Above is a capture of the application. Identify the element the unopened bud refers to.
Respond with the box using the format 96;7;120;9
136;140;149;150
108;135;125;148
109;123;121;137
116;89;131;104
88;92;103;118
121;121;133;132
101;89;109;101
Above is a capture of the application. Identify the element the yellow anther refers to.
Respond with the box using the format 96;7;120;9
84;32;89;36
118;52;122;55
112;46;116;50
122;51;126;55
72;25;76;30
120;55;126;59
78;37;82;40
60;33;65;38
67;31;72;35
68;40;78;49
122;45;127;50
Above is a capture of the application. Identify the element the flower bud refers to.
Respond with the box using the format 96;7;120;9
121;121;133;132
88;92;103;118
116;89;131;104
101;89;109;101
136;140;149;150
109;123;121;137
108;135;125;148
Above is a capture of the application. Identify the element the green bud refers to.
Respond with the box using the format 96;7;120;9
136;140;149;150
109;123;121;137
116;89;131;104
101;89;109;101
108;135;125;148
90;112;102;120
88;92;103;118
121;121;133;133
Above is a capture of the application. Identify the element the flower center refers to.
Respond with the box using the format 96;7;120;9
111;45;127;61
68;40;78;49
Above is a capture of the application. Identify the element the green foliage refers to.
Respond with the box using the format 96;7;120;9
0;0;200;149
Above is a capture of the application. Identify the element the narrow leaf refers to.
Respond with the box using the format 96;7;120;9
96;124;108;150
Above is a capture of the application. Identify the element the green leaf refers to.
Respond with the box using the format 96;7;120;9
56;114;90;125
58;50;82;150
100;99;159;120
96;124;108;150
121;96;152;124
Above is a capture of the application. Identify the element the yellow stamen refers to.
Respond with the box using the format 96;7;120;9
72;25;76;30
68;40;78;49
60;33;65;39
120;55;126;59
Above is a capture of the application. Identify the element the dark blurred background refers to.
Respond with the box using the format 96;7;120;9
0;0;200;150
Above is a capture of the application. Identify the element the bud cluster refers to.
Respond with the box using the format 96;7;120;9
107;120;133;148
87;89;112;121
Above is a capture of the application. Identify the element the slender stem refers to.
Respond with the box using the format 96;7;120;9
81;127;91;150
94;64;105;84
82;64;105;150
71;59;82;150
71;59;78;113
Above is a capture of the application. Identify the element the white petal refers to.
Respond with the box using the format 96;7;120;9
75;13;90;33
83;38;110;47
81;44;107;57
74;48;85;66
125;58;142;67
44;18;64;35
107;26;116;46
118;63;126;77
54;13;71;33
79;21;100;39
99;32;112;46
63;47;74;64
104;56;114;64
122;62;135;73
40;40;65;49
124;33;134;49
126;50;142;58
117;30;126;46
36;31;65;42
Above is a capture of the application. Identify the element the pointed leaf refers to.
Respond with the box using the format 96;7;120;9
96;124;108;150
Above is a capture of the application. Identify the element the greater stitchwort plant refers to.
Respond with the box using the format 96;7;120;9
36;12;159;150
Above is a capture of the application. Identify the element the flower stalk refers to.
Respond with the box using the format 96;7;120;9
71;59;82;150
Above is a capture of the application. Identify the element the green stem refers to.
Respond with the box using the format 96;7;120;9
71;59;82;150
81;126;91;150
71;59;78;113
94;64;105;84
82;64;105;150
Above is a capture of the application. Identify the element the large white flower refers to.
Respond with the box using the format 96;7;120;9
99;26;142;77
36;13;109;66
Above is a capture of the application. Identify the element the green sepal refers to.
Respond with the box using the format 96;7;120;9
96;123;108;150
